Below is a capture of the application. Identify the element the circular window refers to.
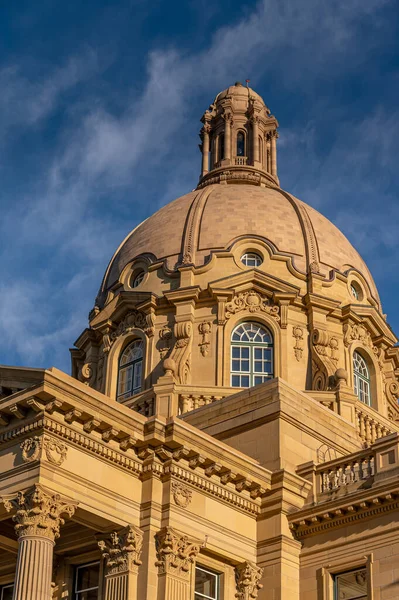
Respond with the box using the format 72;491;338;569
241;252;263;267
131;270;145;288
349;281;363;301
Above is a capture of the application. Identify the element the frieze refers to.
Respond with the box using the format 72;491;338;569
225;291;280;321
20;435;68;466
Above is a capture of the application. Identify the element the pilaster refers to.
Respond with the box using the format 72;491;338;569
155;527;201;600
99;525;144;600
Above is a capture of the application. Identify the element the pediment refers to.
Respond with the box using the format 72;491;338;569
208;269;301;299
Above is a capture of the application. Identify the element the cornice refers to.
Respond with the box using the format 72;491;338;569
288;485;399;539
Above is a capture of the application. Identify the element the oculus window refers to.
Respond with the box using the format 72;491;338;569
334;567;367;599
231;322;274;388
241;252;263;267
353;351;371;406
195;566;220;600
74;561;100;600
131;270;145;288
117;339;144;400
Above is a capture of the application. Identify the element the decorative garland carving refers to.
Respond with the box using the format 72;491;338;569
3;484;76;541
311;329;339;391
98;525;143;575
343;323;372;348
292;326;304;361
198;321;212;357
155;527;201;577
171;481;192;508
225;291;280;322
170;322;193;384
20;435;68;466
235;561;264;600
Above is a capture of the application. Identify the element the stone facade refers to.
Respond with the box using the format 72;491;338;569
0;82;398;599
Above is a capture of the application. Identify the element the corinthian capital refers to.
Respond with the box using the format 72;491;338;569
2;485;76;541
155;527;201;577
235;561;263;600
98;525;143;576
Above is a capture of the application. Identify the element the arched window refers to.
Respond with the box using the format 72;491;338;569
237;131;245;156
218;133;224;162
117;339;144;400
231;322;273;388
258;135;263;164
353;351;371;405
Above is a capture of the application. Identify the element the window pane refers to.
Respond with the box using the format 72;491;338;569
195;567;218;599
335;568;367;599
1;586;14;600
118;365;133;396
76;562;100;593
241;375;250;387
76;591;99;600
241;347;249;358
232;375;240;387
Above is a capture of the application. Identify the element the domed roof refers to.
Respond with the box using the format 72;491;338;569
98;184;380;307
214;81;268;108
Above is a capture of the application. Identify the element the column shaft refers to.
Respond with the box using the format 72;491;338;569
224;118;231;160
271;132;277;177
13;536;54;600
201;130;210;176
253;120;259;165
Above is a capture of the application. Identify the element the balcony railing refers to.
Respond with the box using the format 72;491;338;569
234;156;247;165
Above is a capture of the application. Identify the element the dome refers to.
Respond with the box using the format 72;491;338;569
213;81;269;111
98;183;380;308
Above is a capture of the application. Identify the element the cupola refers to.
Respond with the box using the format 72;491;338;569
198;81;279;188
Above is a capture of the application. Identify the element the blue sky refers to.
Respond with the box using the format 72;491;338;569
1;0;398;372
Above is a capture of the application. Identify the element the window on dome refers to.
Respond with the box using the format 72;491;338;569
353;351;371;406
131;270;145;288
350;281;362;301
117;339;144;400
241;252;263;267
258;135;263;163
195;566;220;600
237;131;245;157
231;322;273;388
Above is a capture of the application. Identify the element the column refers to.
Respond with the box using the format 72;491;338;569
99;525;144;600
224;113;232;161
266;135;271;172
155;527;201;600
3;485;76;600
252;117;259;166
201;124;210;177
271;131;278;177
236;562;263;600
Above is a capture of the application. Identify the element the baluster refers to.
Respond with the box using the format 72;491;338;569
181;395;189;414
349;461;356;483
370;420;377;443
193;396;200;410
375;422;382;440
359;412;366;441
365;416;371;445
340;465;347;486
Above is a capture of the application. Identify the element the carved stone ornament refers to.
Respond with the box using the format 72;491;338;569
311;329;339;391
292;326;304;361
225;291;280;322
20;435;68;466
171;481;192;508
198;321;212;357
235;561;263;600
344;323;372;348
79;362;97;387
155;527;201;577
170;322;193;384
159;325;173;359
2;484;76;541
98;525;143;576
103;310;155;352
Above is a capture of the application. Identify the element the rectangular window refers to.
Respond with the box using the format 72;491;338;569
0;585;14;600
195;565;219;600
74;561;100;600
334;567;367;599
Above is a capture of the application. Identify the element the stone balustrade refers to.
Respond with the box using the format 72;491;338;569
355;404;393;444
122;389;155;417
